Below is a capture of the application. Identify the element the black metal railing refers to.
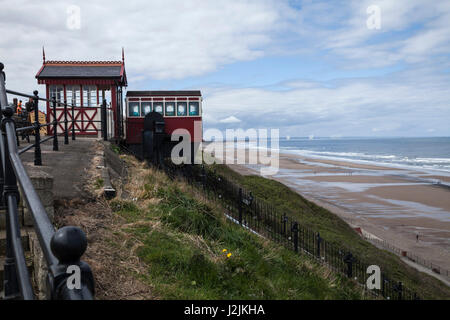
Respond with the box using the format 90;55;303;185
0;62;101;300
162;161;422;300
5;87;109;165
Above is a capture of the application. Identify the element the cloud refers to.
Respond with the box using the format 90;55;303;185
1;1;449;137
202;66;450;136
219;116;241;124
0;0;298;93
314;0;450;67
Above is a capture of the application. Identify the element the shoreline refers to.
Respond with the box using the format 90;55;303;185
222;150;450;275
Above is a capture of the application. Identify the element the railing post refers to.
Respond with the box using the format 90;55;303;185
0;62;6;207
1;108;20;299
33;90;42;165
101;98;107;141
64;100;68;145
1;107;33;299
344;252;354;278
52;98;58;151
317;232;322;258
292;222;299;253
71;103;76;140
49;226;95;299
238;188;243;225
201;165;206;191
397;281;403;300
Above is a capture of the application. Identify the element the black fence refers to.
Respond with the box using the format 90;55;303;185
0;62;97;300
162;161;421;300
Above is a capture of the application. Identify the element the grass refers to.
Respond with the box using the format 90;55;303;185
94;178;104;189
208;163;450;299
107;156;365;300
110;143;122;155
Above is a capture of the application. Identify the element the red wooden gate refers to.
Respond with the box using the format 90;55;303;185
48;107;99;135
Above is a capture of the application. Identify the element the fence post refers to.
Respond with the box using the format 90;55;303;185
49;226;95;299
101;98;107;141
1;108;19;299
317;232;322;258
344;252;353;278
31;90;42;166
201;165;206;191
397;281;403;300
1;107;31;299
293;222;299;253
238;187;243;225
63;100;69;145
52;98;58;151
71;102;76;140
282;215;287;235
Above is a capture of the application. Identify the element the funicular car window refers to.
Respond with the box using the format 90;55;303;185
154;102;163;115
165;102;175;116
177;102;187;116
128;101;140;117
141;102;152;116
189;101;199;116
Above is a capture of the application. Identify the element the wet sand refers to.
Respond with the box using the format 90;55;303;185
220;149;450;272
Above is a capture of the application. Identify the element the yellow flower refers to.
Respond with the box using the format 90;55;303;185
222;249;227;253
227;253;232;258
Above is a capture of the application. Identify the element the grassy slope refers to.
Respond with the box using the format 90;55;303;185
209;164;450;299
109;155;365;299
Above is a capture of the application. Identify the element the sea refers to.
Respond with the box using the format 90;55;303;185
277;137;450;174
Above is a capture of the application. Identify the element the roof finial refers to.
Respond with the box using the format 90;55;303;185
43;46;46;63
122;47;125;63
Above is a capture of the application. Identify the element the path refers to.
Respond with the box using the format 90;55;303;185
19;137;99;199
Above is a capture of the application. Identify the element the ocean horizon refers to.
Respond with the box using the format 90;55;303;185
215;136;450;174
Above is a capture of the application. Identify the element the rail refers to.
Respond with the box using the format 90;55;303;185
0;62;98;300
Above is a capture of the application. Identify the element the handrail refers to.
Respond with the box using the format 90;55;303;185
4;118;58;265
6;88;107;110
0;62;96;300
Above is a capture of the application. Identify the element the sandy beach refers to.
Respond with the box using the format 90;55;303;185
212;145;450;274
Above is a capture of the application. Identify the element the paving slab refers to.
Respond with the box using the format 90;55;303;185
19;136;98;200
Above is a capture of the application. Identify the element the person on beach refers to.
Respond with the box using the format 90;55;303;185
416;234;419;242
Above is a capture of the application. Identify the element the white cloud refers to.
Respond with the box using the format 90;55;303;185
0;0;298;94
219;116;241;124
202;66;450;136
297;0;450;68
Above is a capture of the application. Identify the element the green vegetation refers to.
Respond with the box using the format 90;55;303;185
209;164;450;299
94;178;104;189
110;143;121;155
108;159;364;299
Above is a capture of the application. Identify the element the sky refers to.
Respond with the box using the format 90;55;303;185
0;0;449;137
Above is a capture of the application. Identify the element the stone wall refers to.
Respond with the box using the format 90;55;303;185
19;165;54;299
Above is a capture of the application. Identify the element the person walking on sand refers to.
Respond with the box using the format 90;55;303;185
416;234;419;242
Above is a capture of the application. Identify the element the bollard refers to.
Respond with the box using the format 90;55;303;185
33;90;42;165
64;100;68;145
52;98;58;151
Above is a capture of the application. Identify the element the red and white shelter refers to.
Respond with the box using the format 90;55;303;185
35;49;127;138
